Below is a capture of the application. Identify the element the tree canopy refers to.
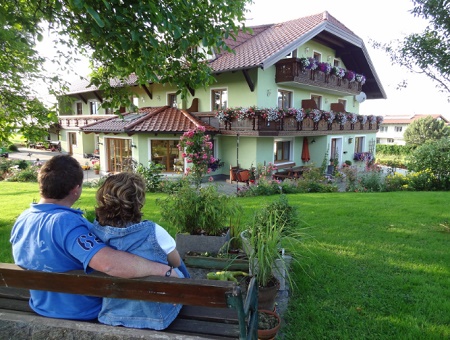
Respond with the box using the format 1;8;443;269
0;0;251;144
403;116;449;147
374;0;450;97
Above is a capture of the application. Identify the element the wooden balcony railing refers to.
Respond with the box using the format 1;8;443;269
275;58;363;95
218;116;380;136
58;115;114;128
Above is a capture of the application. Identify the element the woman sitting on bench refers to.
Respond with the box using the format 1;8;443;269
92;172;190;330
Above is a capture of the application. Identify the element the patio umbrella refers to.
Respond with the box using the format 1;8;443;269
301;137;310;162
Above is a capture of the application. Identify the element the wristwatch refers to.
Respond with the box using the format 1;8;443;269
165;266;173;277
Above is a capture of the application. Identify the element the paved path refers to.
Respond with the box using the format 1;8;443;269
7;148;243;192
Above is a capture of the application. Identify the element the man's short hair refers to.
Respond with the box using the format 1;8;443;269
38;155;83;199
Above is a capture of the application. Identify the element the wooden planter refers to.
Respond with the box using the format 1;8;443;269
184;254;249;271
176;229;231;259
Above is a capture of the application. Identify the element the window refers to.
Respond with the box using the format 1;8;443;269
380;126;388;132
168;93;177;107
387;138;394;143
151;139;183;172
105;107;113;115
90;101;99;115
311;95;322;109
278;90;292;109
354;137;365;153
313;52;321;62
274;140;291;163
333;59;340;67
338;99;347;110
395;126;403;132
133;96;139;108
76;102;83;115
211;89;228;110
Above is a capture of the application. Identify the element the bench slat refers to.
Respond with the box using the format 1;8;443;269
0;264;237;308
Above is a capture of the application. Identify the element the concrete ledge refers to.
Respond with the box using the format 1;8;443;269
0;310;211;340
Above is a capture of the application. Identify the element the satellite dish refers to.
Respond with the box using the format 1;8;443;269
355;92;367;103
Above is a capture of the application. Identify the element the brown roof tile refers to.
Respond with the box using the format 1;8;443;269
81;106;218;134
382;114;449;124
210;12;360;73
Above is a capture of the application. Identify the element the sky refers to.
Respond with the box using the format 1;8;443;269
245;0;450;118
37;0;450;119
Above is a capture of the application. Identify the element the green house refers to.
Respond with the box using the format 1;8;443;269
56;11;385;177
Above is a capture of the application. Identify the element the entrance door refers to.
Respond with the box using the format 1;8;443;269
106;138;133;173
68;132;77;155
330;137;343;165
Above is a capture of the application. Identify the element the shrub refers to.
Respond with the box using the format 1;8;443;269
356;166;385;192
157;180;241;235
6;166;38;182
384;173;408;191
136;161;165;192
406;169;439;191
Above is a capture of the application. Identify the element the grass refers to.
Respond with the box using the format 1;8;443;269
1;183;449;338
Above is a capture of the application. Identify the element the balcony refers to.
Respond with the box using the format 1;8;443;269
275;58;363;96
218;116;381;137
58;115;114;129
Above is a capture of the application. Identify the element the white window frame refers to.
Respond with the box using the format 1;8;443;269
211;87;228;111
273;138;293;164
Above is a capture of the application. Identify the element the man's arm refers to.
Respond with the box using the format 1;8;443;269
89;247;179;278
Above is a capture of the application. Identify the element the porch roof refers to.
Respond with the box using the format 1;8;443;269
80;106;218;134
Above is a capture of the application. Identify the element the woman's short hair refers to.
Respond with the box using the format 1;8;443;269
39;155;83;199
95;172;146;228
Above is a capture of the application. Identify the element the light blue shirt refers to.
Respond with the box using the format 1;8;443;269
10;203;106;320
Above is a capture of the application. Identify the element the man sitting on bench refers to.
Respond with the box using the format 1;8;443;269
10;155;178;322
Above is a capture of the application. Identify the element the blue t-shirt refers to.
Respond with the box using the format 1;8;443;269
10;203;107;320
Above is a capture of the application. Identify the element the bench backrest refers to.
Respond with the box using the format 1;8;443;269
0;263;236;308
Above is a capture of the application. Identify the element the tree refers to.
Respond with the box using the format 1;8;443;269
403;116;449;147
407;137;450;189
374;0;450;97
0;3;58;144
0;0;251;144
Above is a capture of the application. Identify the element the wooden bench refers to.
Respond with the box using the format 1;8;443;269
273;162;296;180
0;263;258;339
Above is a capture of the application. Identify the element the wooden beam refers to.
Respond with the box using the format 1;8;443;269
78;94;87;104
188;86;195;97
93;91;103;103
242;69;255;92
141;84;152;100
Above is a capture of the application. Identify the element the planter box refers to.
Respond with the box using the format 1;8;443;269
184;254;249;271
250;254;293;291
176;229;231;259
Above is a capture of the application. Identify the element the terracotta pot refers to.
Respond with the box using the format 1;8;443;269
247;276;280;311
257;309;281;340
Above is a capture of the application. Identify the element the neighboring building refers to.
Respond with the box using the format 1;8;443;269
377;114;449;145
56;11;386;176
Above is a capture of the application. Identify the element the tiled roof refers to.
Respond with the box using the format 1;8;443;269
66;11;385;99
210;12;360;73
382;114;449;124
67;74;139;95
81;106;218;134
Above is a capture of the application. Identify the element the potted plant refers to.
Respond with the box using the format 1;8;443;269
157;178;242;259
93;162;100;174
245;195;303;309
258;309;282;340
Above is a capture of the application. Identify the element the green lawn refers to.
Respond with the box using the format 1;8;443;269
1;183;449;338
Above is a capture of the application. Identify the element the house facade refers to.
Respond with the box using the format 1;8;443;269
377;114;449;145
57;11;386;177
